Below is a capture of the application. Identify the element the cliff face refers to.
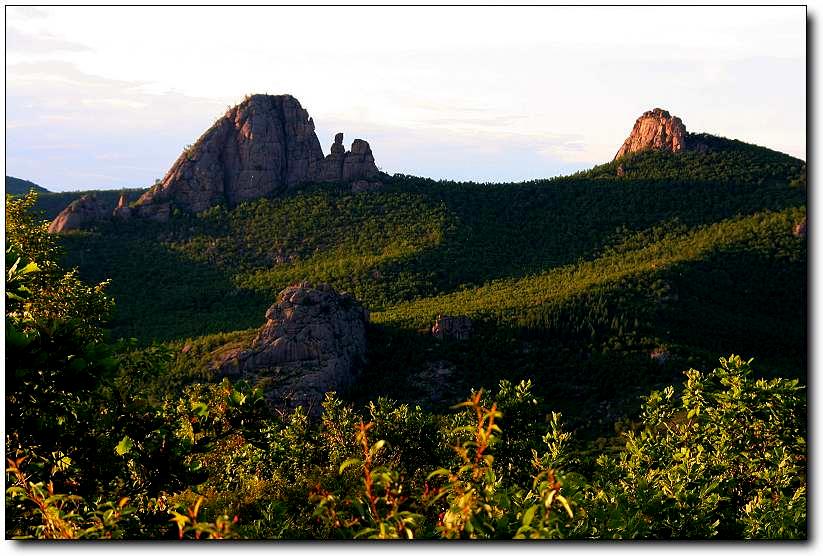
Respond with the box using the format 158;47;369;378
134;95;325;213
49;94;383;231
614;108;687;160
132;94;380;217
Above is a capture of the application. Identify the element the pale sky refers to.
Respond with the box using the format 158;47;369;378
4;5;807;191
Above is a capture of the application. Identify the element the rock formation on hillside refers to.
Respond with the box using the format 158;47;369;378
216;282;369;414
431;315;473;341
132;94;381;219
48;194;109;233
614;108;687;160
112;193;131;220
316;133;380;184
48;94;382;231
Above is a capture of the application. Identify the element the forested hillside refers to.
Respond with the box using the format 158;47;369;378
6;176;49;195
47;141;806;417
7;132;806;540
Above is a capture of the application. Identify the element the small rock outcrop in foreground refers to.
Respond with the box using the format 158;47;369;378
216;282;369;414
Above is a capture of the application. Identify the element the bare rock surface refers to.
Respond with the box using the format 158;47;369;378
112;193;132;220
316;132;381;184
342;138;380;182
135;94;324;213
216;282;369;414
48;194;109;233
614;108;687;160
131;95;382;218
431;315;473;341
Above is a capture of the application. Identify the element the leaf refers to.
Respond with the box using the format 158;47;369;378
19;261;40;275
339;458;362;475
426;468;451;480
192;402;209;417
229;390;246;406
522;504;538;527
115;436;134;456
369;439;386;456
556;494;574;519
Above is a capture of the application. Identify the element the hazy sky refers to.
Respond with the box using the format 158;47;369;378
5;5;806;191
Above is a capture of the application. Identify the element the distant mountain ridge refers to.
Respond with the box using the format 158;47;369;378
43;103;806;233
6;176;49;195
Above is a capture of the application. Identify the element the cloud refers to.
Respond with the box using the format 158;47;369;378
315;117;592;183
5;27;91;54
5;61;233;190
6;6;50;20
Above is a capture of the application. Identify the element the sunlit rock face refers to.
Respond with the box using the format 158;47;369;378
133;94;381;219
614;108;687;160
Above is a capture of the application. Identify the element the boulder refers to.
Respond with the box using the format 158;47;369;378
48;194;109;233
431;315;472;341
217;282;369;414
614;108;687;160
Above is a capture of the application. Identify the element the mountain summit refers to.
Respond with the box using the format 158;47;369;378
130;94;380;219
50;94;382;229
614;108;687;160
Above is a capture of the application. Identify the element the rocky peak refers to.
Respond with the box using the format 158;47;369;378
128;94;382;220
49;95;383;228
330;132;346;155
112;193;131;220
134;94;324;215
614;108;687;160
316;132;380;184
48;194;109;233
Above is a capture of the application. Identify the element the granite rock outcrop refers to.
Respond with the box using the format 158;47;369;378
216;282;369;414
48;194;110;234
50;94;383;230
132;94;381;219
614;108;687;160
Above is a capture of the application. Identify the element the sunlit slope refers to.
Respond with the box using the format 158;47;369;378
372;208;805;329
59;174;804;343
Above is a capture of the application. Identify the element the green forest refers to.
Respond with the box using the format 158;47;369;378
5;135;807;539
